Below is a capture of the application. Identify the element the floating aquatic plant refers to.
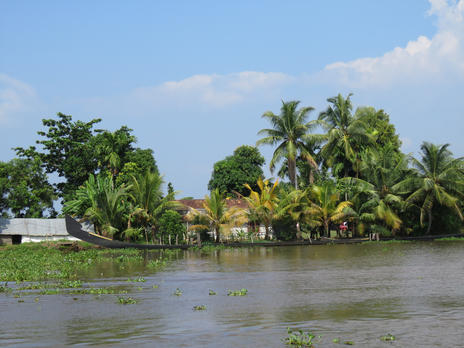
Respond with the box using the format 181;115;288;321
283;328;317;347
227;288;248;296
193;305;206;311
380;334;395;341
118;296;137;304
174;288;183;296
209;289;216;295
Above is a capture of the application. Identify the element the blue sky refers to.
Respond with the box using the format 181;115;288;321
1;0;463;198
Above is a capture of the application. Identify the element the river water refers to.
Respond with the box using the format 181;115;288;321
1;242;464;347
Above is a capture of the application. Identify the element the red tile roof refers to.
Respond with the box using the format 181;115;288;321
176;198;248;210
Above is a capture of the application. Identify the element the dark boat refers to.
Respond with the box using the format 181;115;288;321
65;215;189;249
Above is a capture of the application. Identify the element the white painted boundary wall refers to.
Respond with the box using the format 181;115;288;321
0;218;89;243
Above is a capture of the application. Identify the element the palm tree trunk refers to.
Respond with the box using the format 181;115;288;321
324;221;329;237
288;157;297;189
215;227;220;243
264;223;270;240
426;210;432;235
296;222;301;240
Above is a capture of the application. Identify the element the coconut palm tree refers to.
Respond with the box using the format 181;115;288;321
394;142;464;234
257;100;320;189
242;177;279;240
95;127;135;178
63;174;130;237
189;188;245;243
306;181;352;237
129;170;178;243
277;188;312;240
341;146;408;236
318;94;372;178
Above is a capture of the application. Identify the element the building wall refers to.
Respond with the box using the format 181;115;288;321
0;218;88;243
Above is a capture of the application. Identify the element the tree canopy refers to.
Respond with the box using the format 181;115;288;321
208;145;265;196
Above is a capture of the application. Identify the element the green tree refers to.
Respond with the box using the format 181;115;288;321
192;188;245;243
15;113;102;201
158;210;186;244
341;146;409;236
318;94;372;178
208;145;265;196
242;178;279;240
306;181;352;237
257;100;319;188
355;106;401;153
394;142;464;234
94;126;136;178
129;170;178;243
63;174;130;238
15;113;158;202
0;158;56;218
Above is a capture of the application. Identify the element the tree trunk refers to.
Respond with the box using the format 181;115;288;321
196;232;201;247
324;221;329;237
426;210;432;235
296;222;301;240
265;224;270;240
288;157;297;189
215;227;220;243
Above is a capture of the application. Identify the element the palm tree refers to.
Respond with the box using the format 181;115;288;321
306;181;352;237
63;174;130;237
394;142;464;234
95;127;135;177
190;188;245;243
318;94;372;178
129;170;178;243
257;100;320;189
242;177;279;240
277;188;312;240
341;146;407;236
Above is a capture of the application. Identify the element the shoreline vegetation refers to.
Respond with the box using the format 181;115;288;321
1;94;463;244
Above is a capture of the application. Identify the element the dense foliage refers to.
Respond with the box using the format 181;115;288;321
208;145;265;196
2;93;463;242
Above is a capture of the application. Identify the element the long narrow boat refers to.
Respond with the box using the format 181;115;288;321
65;215;464;249
65;215;189;249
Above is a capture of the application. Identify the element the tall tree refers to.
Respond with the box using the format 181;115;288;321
257;100;319;188
129;170;178;243
394;142;464;234
94;126;136;177
15;113;102;201
355;107;401;153
342;146;408;236
318;94;372;178
0;158;56;218
208;145;265;196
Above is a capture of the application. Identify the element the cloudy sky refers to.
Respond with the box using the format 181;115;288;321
1;0;463;198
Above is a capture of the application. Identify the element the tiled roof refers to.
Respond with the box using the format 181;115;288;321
176;198;248;210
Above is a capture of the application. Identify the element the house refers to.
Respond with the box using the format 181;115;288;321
0;218;84;245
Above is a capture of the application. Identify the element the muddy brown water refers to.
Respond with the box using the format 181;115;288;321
1;242;464;347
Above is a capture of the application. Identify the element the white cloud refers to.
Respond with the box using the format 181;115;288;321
130;71;293;109
0;74;37;124
320;0;464;88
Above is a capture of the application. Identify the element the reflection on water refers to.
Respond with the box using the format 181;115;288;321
1;242;464;347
